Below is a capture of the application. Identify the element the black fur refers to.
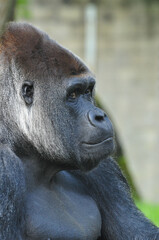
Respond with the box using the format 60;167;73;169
0;145;25;239
74;159;159;239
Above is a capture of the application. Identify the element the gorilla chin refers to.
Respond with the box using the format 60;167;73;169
79;137;115;171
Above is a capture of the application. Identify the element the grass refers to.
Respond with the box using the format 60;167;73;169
135;200;159;227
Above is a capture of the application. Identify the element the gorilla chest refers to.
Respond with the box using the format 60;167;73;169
26;171;101;240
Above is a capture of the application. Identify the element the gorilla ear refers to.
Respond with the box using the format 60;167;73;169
21;81;34;105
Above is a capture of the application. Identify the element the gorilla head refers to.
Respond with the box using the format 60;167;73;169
0;22;114;171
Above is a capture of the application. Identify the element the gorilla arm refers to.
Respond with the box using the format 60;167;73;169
73;157;159;240
0;145;25;240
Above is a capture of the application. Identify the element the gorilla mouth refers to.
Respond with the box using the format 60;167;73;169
79;137;115;171
82;137;114;146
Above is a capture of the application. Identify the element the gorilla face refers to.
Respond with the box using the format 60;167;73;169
64;76;114;171
20;70;114;172
38;74;115;171
0;22;114;171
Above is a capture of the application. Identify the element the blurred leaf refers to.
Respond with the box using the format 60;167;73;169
15;0;30;19
135;200;159;227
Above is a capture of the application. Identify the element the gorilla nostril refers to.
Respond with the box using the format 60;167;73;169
95;110;106;122
88;109;107;127
95;115;104;122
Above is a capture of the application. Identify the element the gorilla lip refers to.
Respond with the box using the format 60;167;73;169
82;137;114;146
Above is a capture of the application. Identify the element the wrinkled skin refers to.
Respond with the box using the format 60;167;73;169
0;22;158;240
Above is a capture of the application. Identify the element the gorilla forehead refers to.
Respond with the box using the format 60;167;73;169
0;22;88;81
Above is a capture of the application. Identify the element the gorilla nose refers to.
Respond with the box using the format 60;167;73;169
88;108;107;127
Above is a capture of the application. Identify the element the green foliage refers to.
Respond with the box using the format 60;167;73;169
15;0;30;20
135;200;159;227
17;0;27;4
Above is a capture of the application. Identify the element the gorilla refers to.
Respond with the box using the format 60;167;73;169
0;22;158;240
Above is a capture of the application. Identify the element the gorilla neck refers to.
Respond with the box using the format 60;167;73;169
19;153;60;189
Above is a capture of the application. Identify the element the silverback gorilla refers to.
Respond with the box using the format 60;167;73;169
0;22;158;240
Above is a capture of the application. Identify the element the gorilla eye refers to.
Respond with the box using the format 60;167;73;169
68;88;81;100
69;92;77;99
85;88;92;95
22;81;34;105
